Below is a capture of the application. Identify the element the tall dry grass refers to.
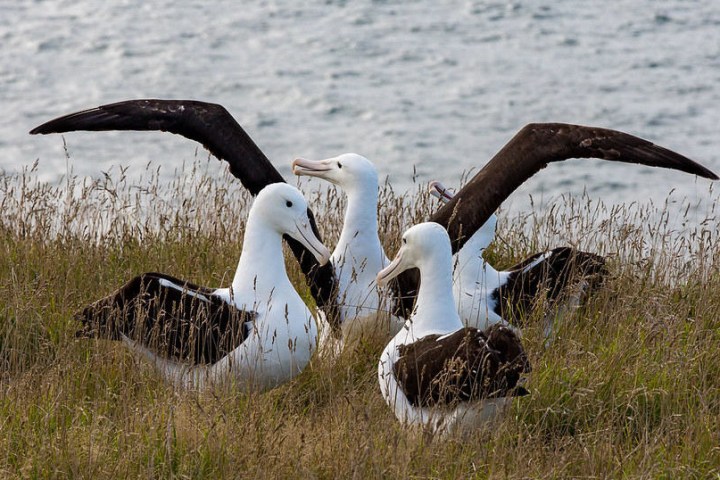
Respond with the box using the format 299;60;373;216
1;158;719;478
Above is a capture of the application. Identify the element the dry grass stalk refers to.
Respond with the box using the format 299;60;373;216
1;159;719;478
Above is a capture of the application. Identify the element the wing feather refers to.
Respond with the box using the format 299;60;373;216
394;325;529;407
77;272;256;365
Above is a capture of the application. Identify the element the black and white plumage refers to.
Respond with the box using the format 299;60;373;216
391;124;718;317
77;183;330;391
77;272;256;365
429;181;607;334
376;222;530;433
29;100;338;317
30;102;718;318
393;325;529;408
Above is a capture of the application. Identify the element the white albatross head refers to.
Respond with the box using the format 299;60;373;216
292;153;378;192
376;222;452;286
252;183;331;265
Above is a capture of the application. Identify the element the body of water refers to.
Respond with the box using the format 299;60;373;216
2;0;719;217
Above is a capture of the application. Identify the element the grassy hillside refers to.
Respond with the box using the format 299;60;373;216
1;161;719;478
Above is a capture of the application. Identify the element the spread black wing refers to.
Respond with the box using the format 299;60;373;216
393;123;718;317
394;324;530;408
493;247;608;326
33;108;717;322
76;272;256;365
433;123;717;253
31;100;282;194
30;100;339;321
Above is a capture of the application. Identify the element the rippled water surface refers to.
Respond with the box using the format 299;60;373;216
3;0;720;217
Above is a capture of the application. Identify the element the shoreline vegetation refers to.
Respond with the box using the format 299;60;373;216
1;159;719;478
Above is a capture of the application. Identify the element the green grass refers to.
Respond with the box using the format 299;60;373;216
1;160;719;478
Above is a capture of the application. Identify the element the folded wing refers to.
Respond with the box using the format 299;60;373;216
493;247;608;326
77;272;256;365
393;325;530;407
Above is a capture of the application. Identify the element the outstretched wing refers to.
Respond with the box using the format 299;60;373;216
31;99;282;194
31;100;339;318
432;123;717;253
392;123;717;317
77;272;256;365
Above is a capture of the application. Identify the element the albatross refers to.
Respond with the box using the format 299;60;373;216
29;100;719;318
76;183;330;391
390;124;717;316
428;180;607;336
292;153;402;348
376;222;530;434
30;100;339;319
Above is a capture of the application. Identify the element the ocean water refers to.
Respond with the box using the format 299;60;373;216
2;0;720;219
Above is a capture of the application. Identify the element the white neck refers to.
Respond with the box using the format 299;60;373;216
231;215;290;298
410;251;464;336
334;182;384;261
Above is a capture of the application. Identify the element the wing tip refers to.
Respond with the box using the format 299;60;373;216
684;160;719;180
30;118;70;135
701;169;720;181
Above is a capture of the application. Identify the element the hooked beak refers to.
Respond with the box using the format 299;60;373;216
292;158;333;179
376;247;407;287
428;180;454;203
292;218;331;266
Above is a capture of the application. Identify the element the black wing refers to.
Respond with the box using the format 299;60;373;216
393;123;717;317
492;247;608;326
432;123;717;254
394;324;530;408
76;272;256;365
30;99;282;194
30;100;339;321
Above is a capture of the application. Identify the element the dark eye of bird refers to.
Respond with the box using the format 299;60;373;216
402;238;407;244
338;162;342;169
286;200;293;208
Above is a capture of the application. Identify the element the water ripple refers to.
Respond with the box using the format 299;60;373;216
1;0;718;220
